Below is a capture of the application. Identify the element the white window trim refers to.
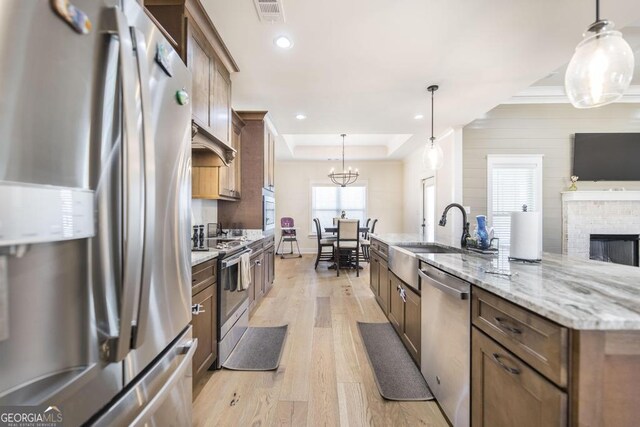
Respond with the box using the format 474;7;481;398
308;180;369;236
487;154;543;247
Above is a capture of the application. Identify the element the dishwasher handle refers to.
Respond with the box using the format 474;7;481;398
419;268;469;300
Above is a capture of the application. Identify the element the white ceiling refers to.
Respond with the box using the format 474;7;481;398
203;0;640;160
278;133;412;160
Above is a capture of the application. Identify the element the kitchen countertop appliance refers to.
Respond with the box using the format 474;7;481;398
420;263;470;427
0;1;195;424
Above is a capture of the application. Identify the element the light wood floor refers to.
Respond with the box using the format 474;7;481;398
193;255;448;427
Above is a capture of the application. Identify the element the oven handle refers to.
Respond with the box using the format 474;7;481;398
221;248;253;269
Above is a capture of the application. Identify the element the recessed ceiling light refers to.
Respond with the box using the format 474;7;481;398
414;114;424;120
295;114;306;120
274;36;293;49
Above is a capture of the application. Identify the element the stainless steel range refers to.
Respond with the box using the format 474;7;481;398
213;241;252;367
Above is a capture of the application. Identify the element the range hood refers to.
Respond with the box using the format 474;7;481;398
191;120;236;166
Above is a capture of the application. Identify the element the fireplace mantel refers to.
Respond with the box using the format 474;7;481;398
562;191;640;202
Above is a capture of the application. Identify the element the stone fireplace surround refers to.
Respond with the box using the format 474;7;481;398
562;191;640;259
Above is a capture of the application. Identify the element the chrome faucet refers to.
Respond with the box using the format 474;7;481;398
439;203;470;249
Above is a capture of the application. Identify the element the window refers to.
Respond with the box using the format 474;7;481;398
487;155;543;248
310;184;367;233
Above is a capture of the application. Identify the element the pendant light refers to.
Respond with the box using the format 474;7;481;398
565;0;634;108
328;134;359;187
422;85;444;171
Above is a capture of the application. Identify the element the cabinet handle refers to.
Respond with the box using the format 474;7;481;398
256;260;262;266
492;353;521;375
192;304;205;315
399;287;407;303
494;317;522;335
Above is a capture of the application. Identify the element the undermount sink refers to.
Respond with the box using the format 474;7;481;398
396;243;462;254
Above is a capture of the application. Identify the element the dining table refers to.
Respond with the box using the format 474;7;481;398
324;226;369;233
323;226;369;270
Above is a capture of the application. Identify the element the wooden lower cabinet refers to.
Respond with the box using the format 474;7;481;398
378;256;389;314
369;251;389;315
191;284;217;388
471;327;567;427
249;251;264;313
369;253;379;296
402;284;420;363
264;243;275;294
388;273;404;334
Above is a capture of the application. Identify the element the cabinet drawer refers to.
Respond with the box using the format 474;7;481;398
192;259;217;295
371;239;389;259
472;288;568;387
471;328;567;427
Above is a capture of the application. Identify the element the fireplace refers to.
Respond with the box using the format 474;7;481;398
589;234;640;267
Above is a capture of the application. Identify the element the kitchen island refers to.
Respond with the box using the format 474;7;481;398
370;233;640;427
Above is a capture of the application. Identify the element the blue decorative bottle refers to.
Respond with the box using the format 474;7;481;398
476;215;490;249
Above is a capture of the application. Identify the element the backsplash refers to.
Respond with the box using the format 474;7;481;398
191;199;218;228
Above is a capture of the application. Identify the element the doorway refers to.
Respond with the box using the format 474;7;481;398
421;177;435;241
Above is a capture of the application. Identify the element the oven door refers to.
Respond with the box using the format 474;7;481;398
219;249;251;331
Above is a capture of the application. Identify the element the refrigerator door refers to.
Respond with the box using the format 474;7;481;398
91;327;196;427
0;1;125;426
121;0;193;382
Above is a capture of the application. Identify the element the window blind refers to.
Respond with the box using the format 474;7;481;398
488;159;541;247
311;185;367;233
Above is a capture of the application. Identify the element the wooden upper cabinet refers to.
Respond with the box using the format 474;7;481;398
188;35;210;126
144;0;238;148
211;67;231;146
261;126;275;190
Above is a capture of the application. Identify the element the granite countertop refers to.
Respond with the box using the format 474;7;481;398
191;250;220;266
190;231;272;267
371;233;640;330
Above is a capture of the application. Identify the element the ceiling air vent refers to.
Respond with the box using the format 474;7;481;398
253;0;285;23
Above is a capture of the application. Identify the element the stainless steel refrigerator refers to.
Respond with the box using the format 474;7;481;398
0;0;194;425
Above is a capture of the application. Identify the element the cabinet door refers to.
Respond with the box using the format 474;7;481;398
370;253;379;296
264;128;275;189
218;165;231;197
211;64;231;145
264;247;275;293
388;274;404;334
192;285;216;384
187;33;210;127
403;285;421;364
471;328;567;427
256;253;265;300
248;259;256;312
378;257;389;315
231;122;241;197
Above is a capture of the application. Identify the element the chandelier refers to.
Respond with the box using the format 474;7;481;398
328;134;359;187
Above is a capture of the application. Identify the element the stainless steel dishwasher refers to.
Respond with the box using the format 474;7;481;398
419;263;470;427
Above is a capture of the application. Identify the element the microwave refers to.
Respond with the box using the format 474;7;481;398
263;190;275;231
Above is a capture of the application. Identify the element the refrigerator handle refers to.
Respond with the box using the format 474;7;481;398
130;28;156;349
102;7;145;363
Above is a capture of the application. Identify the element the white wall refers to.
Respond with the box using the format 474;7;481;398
462;103;640;253
403;129;464;246
275;160;404;253
191;199;218;229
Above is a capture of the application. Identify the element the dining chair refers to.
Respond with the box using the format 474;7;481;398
333;219;360;277
313;218;334;269
276;217;302;258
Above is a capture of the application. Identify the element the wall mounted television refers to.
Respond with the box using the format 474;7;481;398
573;133;640;181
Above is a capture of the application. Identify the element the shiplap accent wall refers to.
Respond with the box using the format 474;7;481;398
462;103;640;253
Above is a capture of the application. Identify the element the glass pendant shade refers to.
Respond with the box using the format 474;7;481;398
422;140;444;171
565;21;635;108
